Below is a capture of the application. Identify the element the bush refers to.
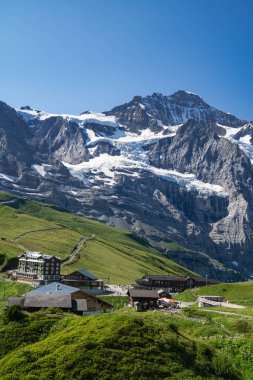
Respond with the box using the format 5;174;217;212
43;307;63;315
4;305;26;322
234;319;251;334
169;322;179;333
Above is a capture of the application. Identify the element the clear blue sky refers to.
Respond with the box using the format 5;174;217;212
0;0;252;119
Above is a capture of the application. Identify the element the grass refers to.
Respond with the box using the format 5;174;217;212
166;240;189;252
0;278;252;379
99;296;128;310
0;281;32;320
0;192;15;202
0;192;195;284
0;308;250;379
19;228;83;259
175;282;253;306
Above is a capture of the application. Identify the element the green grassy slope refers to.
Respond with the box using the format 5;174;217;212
0;281;32;312
176;282;253;306
0;193;194;284
1;308;251;380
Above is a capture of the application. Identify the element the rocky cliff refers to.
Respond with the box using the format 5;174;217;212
0;91;252;280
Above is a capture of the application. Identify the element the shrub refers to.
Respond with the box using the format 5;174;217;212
169;322;179;333
43;307;63;315
4;305;26;322
234;319;251;334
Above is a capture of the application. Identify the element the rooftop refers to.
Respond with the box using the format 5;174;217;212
27;282;80;296
19;251;60;260
75;269;98;280
24;294;72;309
128;289;159;298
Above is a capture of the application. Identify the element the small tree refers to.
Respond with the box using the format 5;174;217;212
4;305;26;322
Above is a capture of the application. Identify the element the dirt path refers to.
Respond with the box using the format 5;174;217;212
202;309;252;318
61;234;96;265
11;227;64;242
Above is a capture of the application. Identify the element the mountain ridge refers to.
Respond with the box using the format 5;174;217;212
0;90;253;280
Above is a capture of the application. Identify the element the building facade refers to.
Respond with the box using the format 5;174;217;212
135;275;219;292
12;251;61;285
61;269;104;289
127;289;160;311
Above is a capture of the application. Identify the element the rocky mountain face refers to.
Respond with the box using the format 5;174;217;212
0;91;253;281
105;91;246;132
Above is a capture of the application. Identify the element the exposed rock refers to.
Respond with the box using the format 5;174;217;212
0;92;253;280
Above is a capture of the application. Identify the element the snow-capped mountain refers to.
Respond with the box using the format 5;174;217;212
1;90;253;280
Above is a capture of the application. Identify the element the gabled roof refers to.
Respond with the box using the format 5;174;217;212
24;294;72;309
75;269;98;280
19;251;61;261
128;289;159;299
27;282;80;296
8;297;25;307
143;275;182;281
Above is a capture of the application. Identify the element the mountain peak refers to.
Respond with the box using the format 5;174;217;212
151;92;165;98
170;90;204;103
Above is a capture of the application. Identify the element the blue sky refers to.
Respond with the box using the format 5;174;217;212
0;0;252;119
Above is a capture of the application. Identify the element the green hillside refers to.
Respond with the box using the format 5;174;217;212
1;308;252;380
0;192;194;284
176;281;253;307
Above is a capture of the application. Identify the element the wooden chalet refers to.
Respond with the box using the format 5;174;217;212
8;282;112;315
127;289;159;311
135;275;219;292
61;269;104;289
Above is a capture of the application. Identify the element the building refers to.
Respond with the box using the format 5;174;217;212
198;295;225;308
8;282;112;315
61;269;104;290
127;289;160;311
12;251;61;285
135;275;219;293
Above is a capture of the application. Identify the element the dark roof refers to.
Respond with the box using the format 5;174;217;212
128;289;159;298
142;275;214;283
143;275;185;281
76;269;97;280
8;297;25;307
24;294;72;309
81;288;107;295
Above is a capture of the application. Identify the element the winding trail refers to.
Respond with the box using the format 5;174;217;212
11;227;64;242
61;234;96;265
201;309;252;318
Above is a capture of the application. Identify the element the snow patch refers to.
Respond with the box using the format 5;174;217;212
17;108;118;128
63;153;228;197
219;124;253;164
32;164;49;177
0;173;16;182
